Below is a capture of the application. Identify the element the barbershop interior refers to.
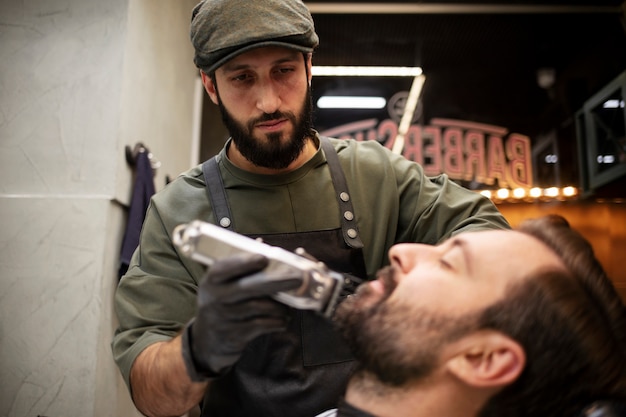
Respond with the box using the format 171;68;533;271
1;0;625;416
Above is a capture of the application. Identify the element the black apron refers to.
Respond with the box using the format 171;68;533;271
199;137;367;417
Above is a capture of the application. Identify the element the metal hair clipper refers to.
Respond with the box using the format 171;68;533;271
172;220;344;318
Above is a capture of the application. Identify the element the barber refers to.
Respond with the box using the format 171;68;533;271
111;1;511;416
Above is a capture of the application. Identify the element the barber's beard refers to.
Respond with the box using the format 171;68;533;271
218;89;314;169
335;267;478;387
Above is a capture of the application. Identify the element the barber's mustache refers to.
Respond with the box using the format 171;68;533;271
256;112;284;122
252;111;297;125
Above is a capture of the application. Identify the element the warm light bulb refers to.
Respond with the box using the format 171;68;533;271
562;186;577;197
512;188;526;199
544;187;559;197
496;188;510;199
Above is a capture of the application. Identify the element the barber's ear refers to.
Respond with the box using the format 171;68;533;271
200;71;219;105
446;332;525;388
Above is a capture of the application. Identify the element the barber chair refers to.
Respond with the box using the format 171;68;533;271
579;401;626;417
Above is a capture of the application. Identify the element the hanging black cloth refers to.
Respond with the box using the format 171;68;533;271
118;149;156;278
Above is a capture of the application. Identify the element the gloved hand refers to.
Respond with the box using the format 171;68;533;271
181;252;303;381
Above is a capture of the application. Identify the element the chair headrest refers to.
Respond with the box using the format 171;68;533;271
579;401;626;417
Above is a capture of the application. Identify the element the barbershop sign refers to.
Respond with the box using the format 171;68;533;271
321;117;533;189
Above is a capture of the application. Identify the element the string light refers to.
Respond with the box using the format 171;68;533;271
512;188;526;198
496;189;510;199
563;186;577;197
544;187;559;198
477;186;581;203
529;187;543;198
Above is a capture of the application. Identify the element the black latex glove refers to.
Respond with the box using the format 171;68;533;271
181;252;303;381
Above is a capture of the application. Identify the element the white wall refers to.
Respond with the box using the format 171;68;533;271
0;0;199;416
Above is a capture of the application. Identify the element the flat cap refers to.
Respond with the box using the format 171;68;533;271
190;0;319;74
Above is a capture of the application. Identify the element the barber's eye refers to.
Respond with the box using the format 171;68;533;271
275;67;295;76
232;74;252;82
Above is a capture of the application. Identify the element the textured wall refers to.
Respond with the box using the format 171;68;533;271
0;0;199;416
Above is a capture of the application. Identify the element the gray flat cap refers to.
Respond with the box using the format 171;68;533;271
190;0;319;74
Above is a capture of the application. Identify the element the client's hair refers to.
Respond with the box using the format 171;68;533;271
478;215;626;417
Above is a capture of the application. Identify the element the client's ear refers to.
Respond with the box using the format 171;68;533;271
446;332;525;388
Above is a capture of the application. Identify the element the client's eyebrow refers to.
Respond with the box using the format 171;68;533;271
449;237;473;275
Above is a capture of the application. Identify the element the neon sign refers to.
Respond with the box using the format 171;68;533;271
321;117;533;189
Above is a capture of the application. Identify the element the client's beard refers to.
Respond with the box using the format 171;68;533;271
335;267;478;386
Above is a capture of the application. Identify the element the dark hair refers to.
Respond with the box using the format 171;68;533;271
477;215;626;417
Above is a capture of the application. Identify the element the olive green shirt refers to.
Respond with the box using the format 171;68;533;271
112;135;510;388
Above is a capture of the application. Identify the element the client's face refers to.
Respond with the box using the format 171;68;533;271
334;229;565;386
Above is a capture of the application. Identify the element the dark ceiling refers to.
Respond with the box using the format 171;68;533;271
306;1;626;138
198;1;625;194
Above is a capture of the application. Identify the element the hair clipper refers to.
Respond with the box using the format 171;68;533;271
172;220;344;318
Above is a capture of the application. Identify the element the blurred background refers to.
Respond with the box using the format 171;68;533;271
1;1;624;416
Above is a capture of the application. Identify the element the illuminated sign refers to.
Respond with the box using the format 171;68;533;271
321;117;533;189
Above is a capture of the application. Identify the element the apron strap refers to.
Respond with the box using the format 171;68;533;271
319;137;364;249
202;138;364;249
201;155;234;230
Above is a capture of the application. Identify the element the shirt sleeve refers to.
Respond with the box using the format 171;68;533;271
111;196;205;389
332;137;510;267
397;168;511;244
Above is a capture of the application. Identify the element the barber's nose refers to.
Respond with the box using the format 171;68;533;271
256;82;281;114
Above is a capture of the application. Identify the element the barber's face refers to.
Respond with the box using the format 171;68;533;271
335;230;565;385
207;46;313;169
